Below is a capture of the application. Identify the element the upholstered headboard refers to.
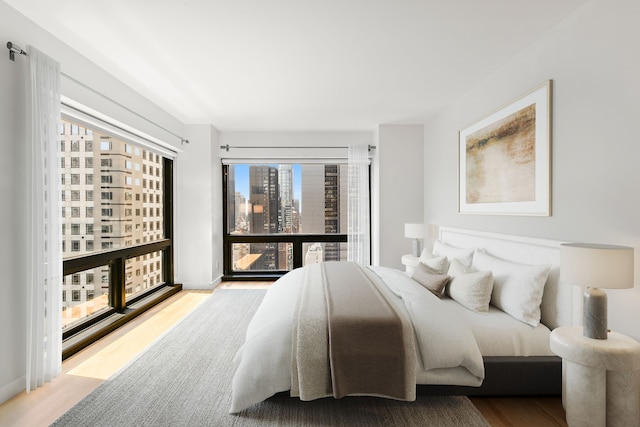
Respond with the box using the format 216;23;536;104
438;227;577;330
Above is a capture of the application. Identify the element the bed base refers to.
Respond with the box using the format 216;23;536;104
274;356;562;399
417;356;561;396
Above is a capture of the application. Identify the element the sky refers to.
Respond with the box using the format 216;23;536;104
234;164;302;201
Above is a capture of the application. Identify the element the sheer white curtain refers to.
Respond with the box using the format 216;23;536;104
26;46;62;392
347;144;370;265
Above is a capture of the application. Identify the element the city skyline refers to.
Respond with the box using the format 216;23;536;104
234;163;302;209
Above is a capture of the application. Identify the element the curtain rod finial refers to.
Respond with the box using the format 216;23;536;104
7;41;27;62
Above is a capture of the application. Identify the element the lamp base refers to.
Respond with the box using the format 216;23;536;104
412;239;421;258
583;287;608;339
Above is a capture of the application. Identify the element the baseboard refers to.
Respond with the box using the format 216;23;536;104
0;374;25;406
181;275;222;290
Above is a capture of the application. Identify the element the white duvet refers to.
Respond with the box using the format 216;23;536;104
230;264;485;414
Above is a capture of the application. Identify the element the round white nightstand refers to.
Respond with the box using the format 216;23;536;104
401;254;419;274
550;326;640;427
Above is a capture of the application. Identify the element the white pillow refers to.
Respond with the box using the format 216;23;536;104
417;254;450;275
446;259;493;313
472;250;551;327
433;240;475;267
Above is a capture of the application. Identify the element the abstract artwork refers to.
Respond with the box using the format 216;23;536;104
459;81;552;215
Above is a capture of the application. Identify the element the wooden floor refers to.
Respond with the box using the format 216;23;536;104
0;284;567;427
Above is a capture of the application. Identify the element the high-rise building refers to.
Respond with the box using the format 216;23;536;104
278;164;293;233
226;164;236;233
60;120;164;328
248;165;279;270
300;164;348;262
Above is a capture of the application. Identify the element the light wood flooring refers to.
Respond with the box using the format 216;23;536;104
0;283;567;427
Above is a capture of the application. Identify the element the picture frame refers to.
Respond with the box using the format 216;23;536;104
458;80;552;216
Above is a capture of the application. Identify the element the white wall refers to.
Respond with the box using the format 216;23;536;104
0;5;29;404
423;0;640;340
0;2;217;403
176;125;221;288
377;125;424;270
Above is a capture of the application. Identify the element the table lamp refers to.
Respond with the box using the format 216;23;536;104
560;243;634;340
404;223;424;257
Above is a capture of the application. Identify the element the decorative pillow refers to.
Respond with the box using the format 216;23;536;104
411;263;450;298
472;250;551;327
417;254;450;275
433;240;475;267
446;259;493;313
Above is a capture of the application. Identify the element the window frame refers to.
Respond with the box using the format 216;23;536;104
60;113;178;359
221;162;369;280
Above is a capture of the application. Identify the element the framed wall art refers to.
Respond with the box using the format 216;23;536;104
459;80;552;216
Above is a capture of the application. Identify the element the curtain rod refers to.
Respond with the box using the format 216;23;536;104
220;145;376;152
6;40;189;146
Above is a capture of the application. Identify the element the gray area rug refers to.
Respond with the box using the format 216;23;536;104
52;289;489;427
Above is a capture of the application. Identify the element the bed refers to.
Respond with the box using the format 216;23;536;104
230;227;575;413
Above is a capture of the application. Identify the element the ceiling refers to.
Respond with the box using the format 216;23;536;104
6;0;588;131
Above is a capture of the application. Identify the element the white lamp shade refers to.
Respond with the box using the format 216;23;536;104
404;223;424;239
561;243;634;289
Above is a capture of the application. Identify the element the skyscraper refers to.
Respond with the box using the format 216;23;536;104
300;164;348;262
248;165;279;270
60;120;164;328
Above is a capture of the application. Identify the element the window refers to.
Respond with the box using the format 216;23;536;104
222;162;354;279
60;118;175;360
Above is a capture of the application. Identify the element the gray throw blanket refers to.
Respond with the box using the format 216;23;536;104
291;262;416;402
